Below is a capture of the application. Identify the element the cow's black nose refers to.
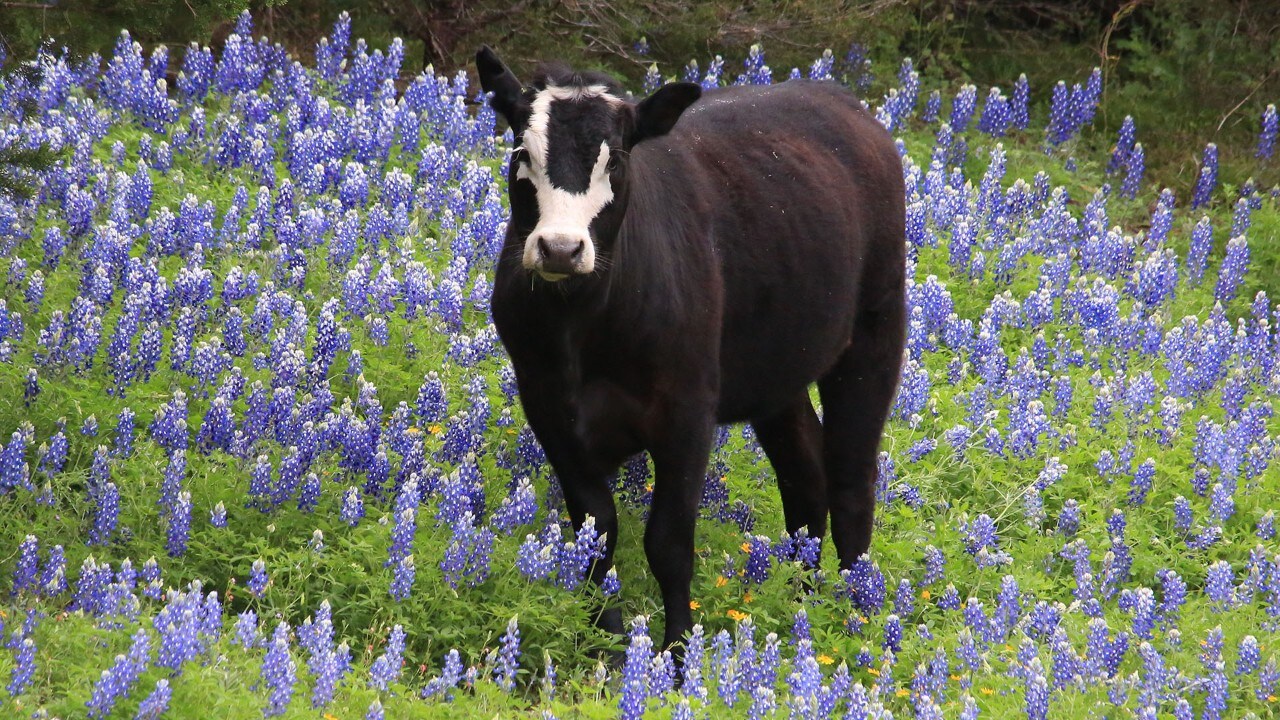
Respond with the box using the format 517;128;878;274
537;235;585;274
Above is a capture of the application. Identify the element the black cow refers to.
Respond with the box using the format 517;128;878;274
477;46;907;650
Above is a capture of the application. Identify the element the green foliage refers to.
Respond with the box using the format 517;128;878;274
0;0;256;61
0;58;64;200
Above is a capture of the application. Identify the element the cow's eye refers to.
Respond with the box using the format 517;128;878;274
606;155;620;173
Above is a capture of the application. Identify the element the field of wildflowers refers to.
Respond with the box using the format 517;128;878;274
2;10;1280;719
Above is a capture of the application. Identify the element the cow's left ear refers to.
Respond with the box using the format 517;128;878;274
629;82;701;147
477;45;529;134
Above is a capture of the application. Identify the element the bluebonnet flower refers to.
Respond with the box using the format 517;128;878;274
1203;662;1228;720
1257;510;1275;540
233;610;261;649
950;84;977;134
619;616;654;718
1045;81;1074;145
262;621;296;716
86;628;150;718
1214;235;1249;304
492;477;537;534
1258;659;1280;702
1236;635;1260;676
439;511;495;589
1208;482;1234;524
1108;115;1137;173
340;486;364;526
1192;143;1218;209
369;624;406;691
134;678;171;719
840;555;886;615
39;544;67;597
22;369;39;407
997;73;1028;131
149;391;189;452
88;481;120;546
1171;496;1195;536
1152;568;1187;626
978;88;1009;136
516;528;556;584
494;616;521;693
247;454;274;511
1085;617;1130;679
12;534;38;595
593;565;620;599
248;558;269;597
960;513;1011;567
8;636;36;696
1024;659;1050;720
905;437;937;461
1120;143;1144;200
294;471;320;513
210;501;227;528
0;430;29;494
421;648;465;702
1128;459;1155;505
1258;104;1277;159
1231;196;1253;238
742;534;773;584
882;614;903;653
23;266;43;313
748;686;775;720
922;89;941;123
1205;561;1234;610
167;491;192;557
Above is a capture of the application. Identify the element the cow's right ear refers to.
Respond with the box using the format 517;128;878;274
477;45;529;134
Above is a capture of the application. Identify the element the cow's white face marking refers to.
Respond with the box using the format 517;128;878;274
517;85;623;279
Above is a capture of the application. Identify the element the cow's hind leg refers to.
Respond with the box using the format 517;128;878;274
817;297;906;568
751;392;828;546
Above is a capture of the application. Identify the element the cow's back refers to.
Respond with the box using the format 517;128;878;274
632;81;905;422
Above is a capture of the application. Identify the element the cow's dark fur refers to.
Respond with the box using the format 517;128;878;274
478;46;907;650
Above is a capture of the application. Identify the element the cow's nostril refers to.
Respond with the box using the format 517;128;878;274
570;241;584;259
537;236;552;259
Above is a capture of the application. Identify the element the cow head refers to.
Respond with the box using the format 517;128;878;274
477;46;700;281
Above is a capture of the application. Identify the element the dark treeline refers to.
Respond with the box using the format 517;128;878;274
1;2;1274;90
2;0;1278;182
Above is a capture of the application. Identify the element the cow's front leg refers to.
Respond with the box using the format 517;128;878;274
558;468;624;636
645;407;716;653
526;431;624;636
520;380;632;638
